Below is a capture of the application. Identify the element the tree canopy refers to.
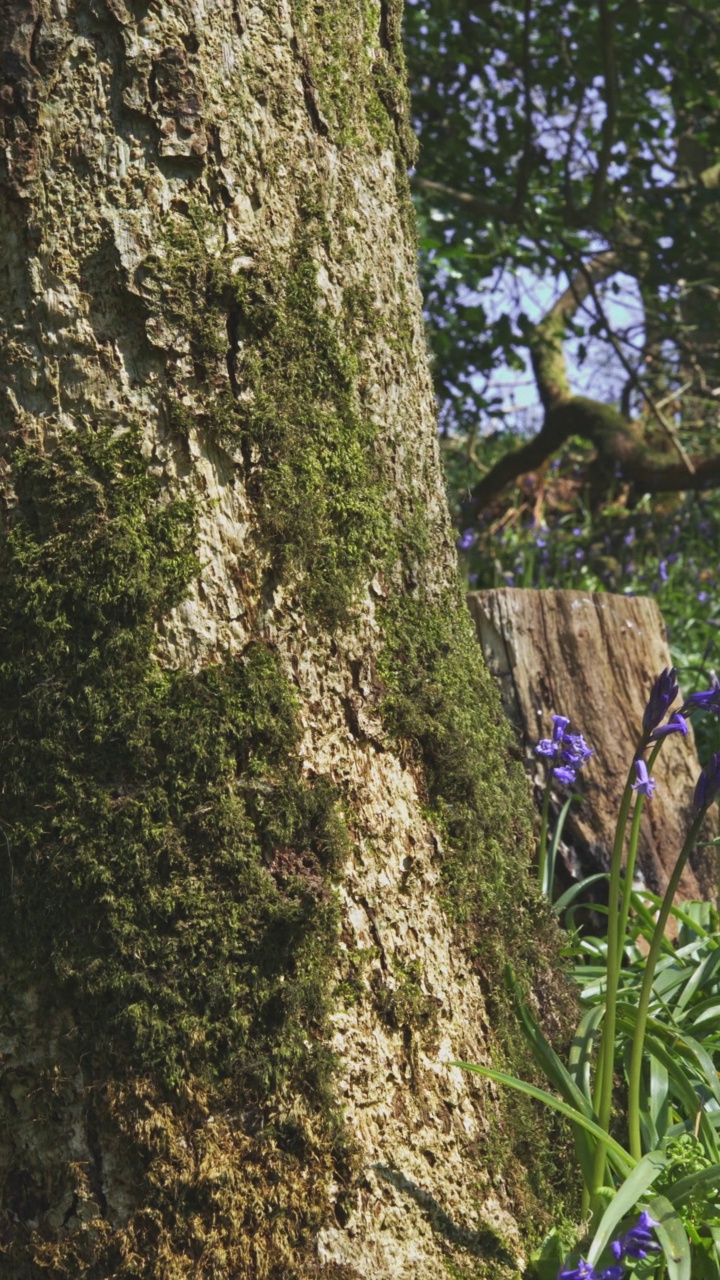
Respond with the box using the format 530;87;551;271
405;0;720;523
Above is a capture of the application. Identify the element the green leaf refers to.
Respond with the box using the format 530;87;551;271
544;793;576;898
450;1061;634;1172
568;1003;604;1105
675;948;720;1013
529;1228;566;1280
586;1149;667;1266
647;1193;692;1280
664;1161;720;1207
553;873;608;914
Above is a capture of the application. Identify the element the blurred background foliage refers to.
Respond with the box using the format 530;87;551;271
403;0;720;755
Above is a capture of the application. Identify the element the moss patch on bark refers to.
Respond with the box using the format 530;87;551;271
0;425;354;1277
378;588;579;1228
147;202;395;627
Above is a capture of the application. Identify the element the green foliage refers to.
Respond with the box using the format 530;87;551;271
406;0;720;441
455;695;720;1277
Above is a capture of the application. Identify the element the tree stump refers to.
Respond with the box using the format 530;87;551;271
467;588;716;901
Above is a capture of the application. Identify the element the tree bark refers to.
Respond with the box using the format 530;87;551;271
0;3;570;1277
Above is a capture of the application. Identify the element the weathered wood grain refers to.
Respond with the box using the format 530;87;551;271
467;588;716;900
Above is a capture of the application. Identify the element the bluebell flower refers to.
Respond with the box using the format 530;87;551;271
552;715;571;741
624;528;635;546
643;667;679;734
659;560;668;582
632;759;657;798
697;590;710;604
683;677;720;714
553;765;578;786
561;734;594;766
535;718;593;791
457;529;475;551
651;712;688;740
559;1260;623;1280
694;752;720;812
611;1211;660;1262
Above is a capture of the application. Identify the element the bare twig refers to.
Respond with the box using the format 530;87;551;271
411;177;516;223
575;256;696;473
586;0;619;222
513;0;535;215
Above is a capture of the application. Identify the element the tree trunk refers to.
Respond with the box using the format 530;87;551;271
0;3;570;1277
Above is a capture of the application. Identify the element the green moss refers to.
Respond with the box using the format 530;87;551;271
373;955;437;1032
148;206;395;627
289;0;417;162
377;588;579;1228
0;425;354;1275
227;249;394;625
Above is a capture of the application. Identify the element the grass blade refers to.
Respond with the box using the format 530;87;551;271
451;1061;634;1172
586;1149;667;1266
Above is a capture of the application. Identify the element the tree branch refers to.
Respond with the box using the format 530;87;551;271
411;177;517;223
513;0;535;216
465;395;720;516
584;0;618;224
574;254;697;474
529;251;618;410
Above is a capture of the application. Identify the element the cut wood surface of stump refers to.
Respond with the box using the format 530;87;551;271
467;588;716;901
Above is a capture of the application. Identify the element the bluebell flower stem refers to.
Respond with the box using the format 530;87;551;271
537;777;552;896
627;807;706;1162
591;736;649;1203
616;740;663;973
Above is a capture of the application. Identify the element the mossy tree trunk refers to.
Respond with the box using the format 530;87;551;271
0;2;571;1277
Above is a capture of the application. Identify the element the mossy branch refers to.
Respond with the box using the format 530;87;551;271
468;250;720;513
467;395;720;516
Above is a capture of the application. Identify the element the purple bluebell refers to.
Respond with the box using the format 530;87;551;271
624;528;635;547
698;590;710;604
632;759;657;799
694;752;720;812
651;712;688;740
683;677;720;714
611;1211;660;1262
559;1258;597;1279
642;667;679;734
561;734;594;766
457;529;475;551
552;715;571;741
559;1261;623;1280
659;560;668;582
535;718;593;790
553;765;577;786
